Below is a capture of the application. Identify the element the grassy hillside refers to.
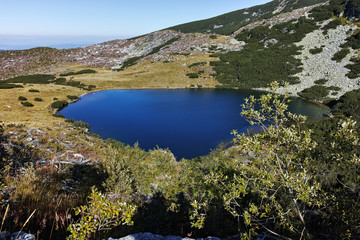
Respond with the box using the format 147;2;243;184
168;0;327;35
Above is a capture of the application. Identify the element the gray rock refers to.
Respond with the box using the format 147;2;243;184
0;231;10;240
10;232;36;240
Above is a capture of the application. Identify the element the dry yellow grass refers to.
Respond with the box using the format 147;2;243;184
62;54;218;90
0;84;85;128
0;53;219;129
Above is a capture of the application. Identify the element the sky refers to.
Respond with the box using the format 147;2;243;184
0;0;271;50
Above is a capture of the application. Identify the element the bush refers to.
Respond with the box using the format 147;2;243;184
188;61;207;68
186;73;199;78
342;31;360;49
314;78;328;85
67;95;79;101
0;83;23;89
322;18;342;34
209;35;217;39
345;57;360;78
310;6;333;21
52;114;64;118
21;101;34;107
327;86;341;91
332;89;360;117
332;48;350;62
29;89;39;92
72;121;90;129
18;96;27;101
34;98;43;102
298;85;330;101
65;119;74;123
53;78;66;84
51;100;68;109
4;74;55;84
309;46;323;54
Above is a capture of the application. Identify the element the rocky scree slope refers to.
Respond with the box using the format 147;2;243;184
275;19;360;98
0;31;243;80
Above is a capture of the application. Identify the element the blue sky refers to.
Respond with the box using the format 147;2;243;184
0;0;271;49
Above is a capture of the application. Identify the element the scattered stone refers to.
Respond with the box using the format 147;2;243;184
108;233;221;240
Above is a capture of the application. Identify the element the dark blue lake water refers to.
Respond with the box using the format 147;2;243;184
59;89;327;159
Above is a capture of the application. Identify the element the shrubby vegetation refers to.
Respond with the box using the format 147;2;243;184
309;46;324;54
60;69;97;77
4;74;55;84
20;101;34;107
332;48;350;62
168;0;327;35
186;73;199;79
1;74;96;91
1;85;359;239
314;78;328;84
28;89;40;92
18;96;27;101
345;57;360;78
51;100;68;109
67;95;79;101
0;83;23;89
211;16;321;88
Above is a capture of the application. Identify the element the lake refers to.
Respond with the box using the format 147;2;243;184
59;89;328;159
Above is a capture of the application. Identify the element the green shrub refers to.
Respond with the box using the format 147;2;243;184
67;95;79;101
73;120;90;129
322;18;342;34
186;73;199;78
51;100;68;109
65;119;74;123
4;74;55;84
53;77;66;84
34;98;43;102
18;96;27;101
345;57;360;78
0;83;23;89
52;114;64;118
327;86;341;91
342;31;360;49
75;69;97;74
21;101;34;107
298;85;330;101
29;89;39;92
314;78;328;85
188;62;207;68
309;47;323;54
332;88;360;117
332;48;350;62
310;6;333;21
209;35;217;39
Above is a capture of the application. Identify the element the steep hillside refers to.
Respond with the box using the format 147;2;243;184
168;0;328;35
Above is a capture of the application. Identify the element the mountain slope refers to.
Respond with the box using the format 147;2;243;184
168;0;328;35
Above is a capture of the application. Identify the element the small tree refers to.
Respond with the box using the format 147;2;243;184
191;82;323;239
67;188;136;240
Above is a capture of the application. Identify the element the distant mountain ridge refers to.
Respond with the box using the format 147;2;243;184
168;0;328;35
